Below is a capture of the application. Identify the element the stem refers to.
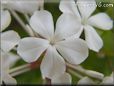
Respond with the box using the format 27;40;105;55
26;25;36;37
40;2;44;10
24;14;30;23
9;64;30;73
9;9;34;36
67;68;83;79
9;64;30;76
66;62;103;81
66;62;85;73
9;59;42;77
10;68;30;77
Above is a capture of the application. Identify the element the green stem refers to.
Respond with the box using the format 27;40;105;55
66;62;103;81
67;68;83;79
9;9;34;36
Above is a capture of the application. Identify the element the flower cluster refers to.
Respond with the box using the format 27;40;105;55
0;0;113;85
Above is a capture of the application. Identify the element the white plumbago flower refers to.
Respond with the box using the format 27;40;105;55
77;71;114;85
1;8;20;84
59;0;113;52
1;51;20;84
51;72;72;84
1;9;20;53
17;10;88;80
3;0;44;15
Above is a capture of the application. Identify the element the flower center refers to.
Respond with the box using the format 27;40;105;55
49;37;56;46
50;40;55;46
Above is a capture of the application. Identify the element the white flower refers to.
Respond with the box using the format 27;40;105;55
1;51;20;84
1;10;20;53
1;9;20;84
59;0;113;52
77;71;114;85
3;0;44;15
17;10;88;81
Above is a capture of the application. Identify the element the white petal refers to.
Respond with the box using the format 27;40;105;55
1;30;20;53
77;0;96;18
84;25;103;52
55;14;81;41
88;13;113;30
77;77;95;85
59;0;81;20
2;52;20;69
66;26;83;40
5;0;44;14
101;77;114;84
101;72;114;84
1;52;19;69
52;73;72;84
30;10;54;40
17;37;49;63
1;51;9;70
40;46;66;79
85;70;104;80
2;72;17;84
1;10;11;31
55;38;88;65
1;52;17;84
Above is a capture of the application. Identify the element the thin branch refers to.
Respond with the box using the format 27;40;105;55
66;62;103;81
9;59;42;77
9;9;34;36
24;14;30;23
9;64;30;77
10;68;30;77
67;68;83;79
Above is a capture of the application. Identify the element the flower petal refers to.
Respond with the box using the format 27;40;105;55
2;52;20;69
17;37;49;63
2;72;17;84
59;0;81;20
40;46;66;79
77;77;95;85
1;10;11;31
101;72;114;85
51;73;72;84
77;0;96;18
84;25;103;52
55;14;81;41
1;30;20;53
88;13;113;30
5;0;44;14
55;38;88;65
29;10;54;40
66;26;83;40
